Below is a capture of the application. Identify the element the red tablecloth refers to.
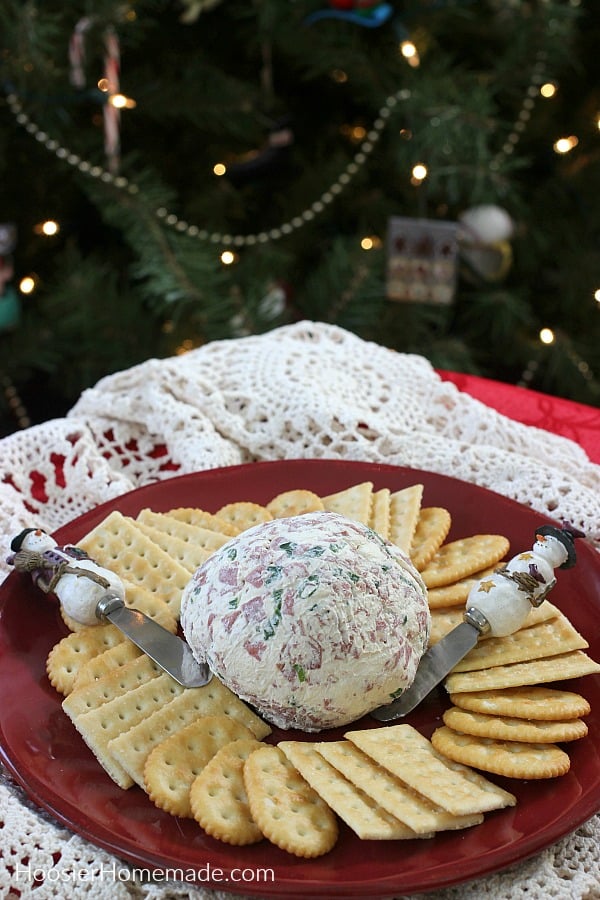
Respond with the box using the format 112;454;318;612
438;371;600;464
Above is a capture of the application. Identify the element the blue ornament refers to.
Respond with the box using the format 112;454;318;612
305;2;393;28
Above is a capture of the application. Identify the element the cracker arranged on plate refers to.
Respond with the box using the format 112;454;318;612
216;501;273;530
314;739;483;834
77;510;191;618
387;484;424;554
431;726;572;779
442;706;588;743
166;506;240;536
244;744;339;858
410;506;452;570
450;613;589;672
266;489;324;518
419;534;510;589
449;686;591;721
345;724;516;816
429;600;560;647
427;565;496;609
135;509;228;571
445;650;600;694
47;623;126;695
190;738;265;846
321;480;373;525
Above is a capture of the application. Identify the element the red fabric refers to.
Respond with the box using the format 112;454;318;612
438;371;600;464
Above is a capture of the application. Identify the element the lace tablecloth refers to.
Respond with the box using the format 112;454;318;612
1;321;599;899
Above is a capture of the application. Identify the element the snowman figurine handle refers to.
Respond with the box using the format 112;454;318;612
7;527;126;626
465;523;582;639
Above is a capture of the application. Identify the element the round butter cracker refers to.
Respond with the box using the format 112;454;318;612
267;489;324;518
449;686;591;721
431;725;571;779
443;706;588;743
243;745;338;858
420;534;509;588
216;501;273;530
190;738;264;845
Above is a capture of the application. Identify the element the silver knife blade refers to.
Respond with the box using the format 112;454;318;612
96;593;211;688
371;621;480;721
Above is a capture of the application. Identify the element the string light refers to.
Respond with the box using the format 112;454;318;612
360;236;381;251
176;339;194;354
19;276;36;294
98;79;136;110
553;135;578;154
540;82;557;98
213;163;227;176
108;93;136;109
411;163;427;184
220;250;236;265
340;124;367;144
34;220;60;236
539;327;555;344
594;288;600;304
330;69;348;84
400;41;420;67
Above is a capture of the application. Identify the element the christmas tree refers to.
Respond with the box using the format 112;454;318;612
1;0;598;435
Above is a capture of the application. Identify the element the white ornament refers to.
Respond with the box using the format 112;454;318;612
458;204;514;245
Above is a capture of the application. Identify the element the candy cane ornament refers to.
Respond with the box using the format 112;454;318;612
103;26;121;173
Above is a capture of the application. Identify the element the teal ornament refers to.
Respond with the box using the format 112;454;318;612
0;286;21;332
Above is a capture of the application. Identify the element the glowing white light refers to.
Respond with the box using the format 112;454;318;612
400;41;420;67
109;94;136;109
19;276;36;294
553;135;578;154
35;220;59;236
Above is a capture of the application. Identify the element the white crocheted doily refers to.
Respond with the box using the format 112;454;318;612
1;321;598;899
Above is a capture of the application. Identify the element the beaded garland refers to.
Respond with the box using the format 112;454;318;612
5;45;547;248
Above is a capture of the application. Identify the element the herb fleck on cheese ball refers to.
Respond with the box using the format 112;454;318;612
181;511;429;731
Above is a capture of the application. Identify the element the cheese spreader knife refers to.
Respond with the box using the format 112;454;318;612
371;523;580;723
8;526;212;689
371;607;489;721
95;593;211;688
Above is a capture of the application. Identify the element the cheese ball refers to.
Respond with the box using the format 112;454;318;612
181;511;429;731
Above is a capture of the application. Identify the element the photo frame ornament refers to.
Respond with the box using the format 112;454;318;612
386;217;458;305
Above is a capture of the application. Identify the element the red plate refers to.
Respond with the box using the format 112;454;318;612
1;460;599;898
